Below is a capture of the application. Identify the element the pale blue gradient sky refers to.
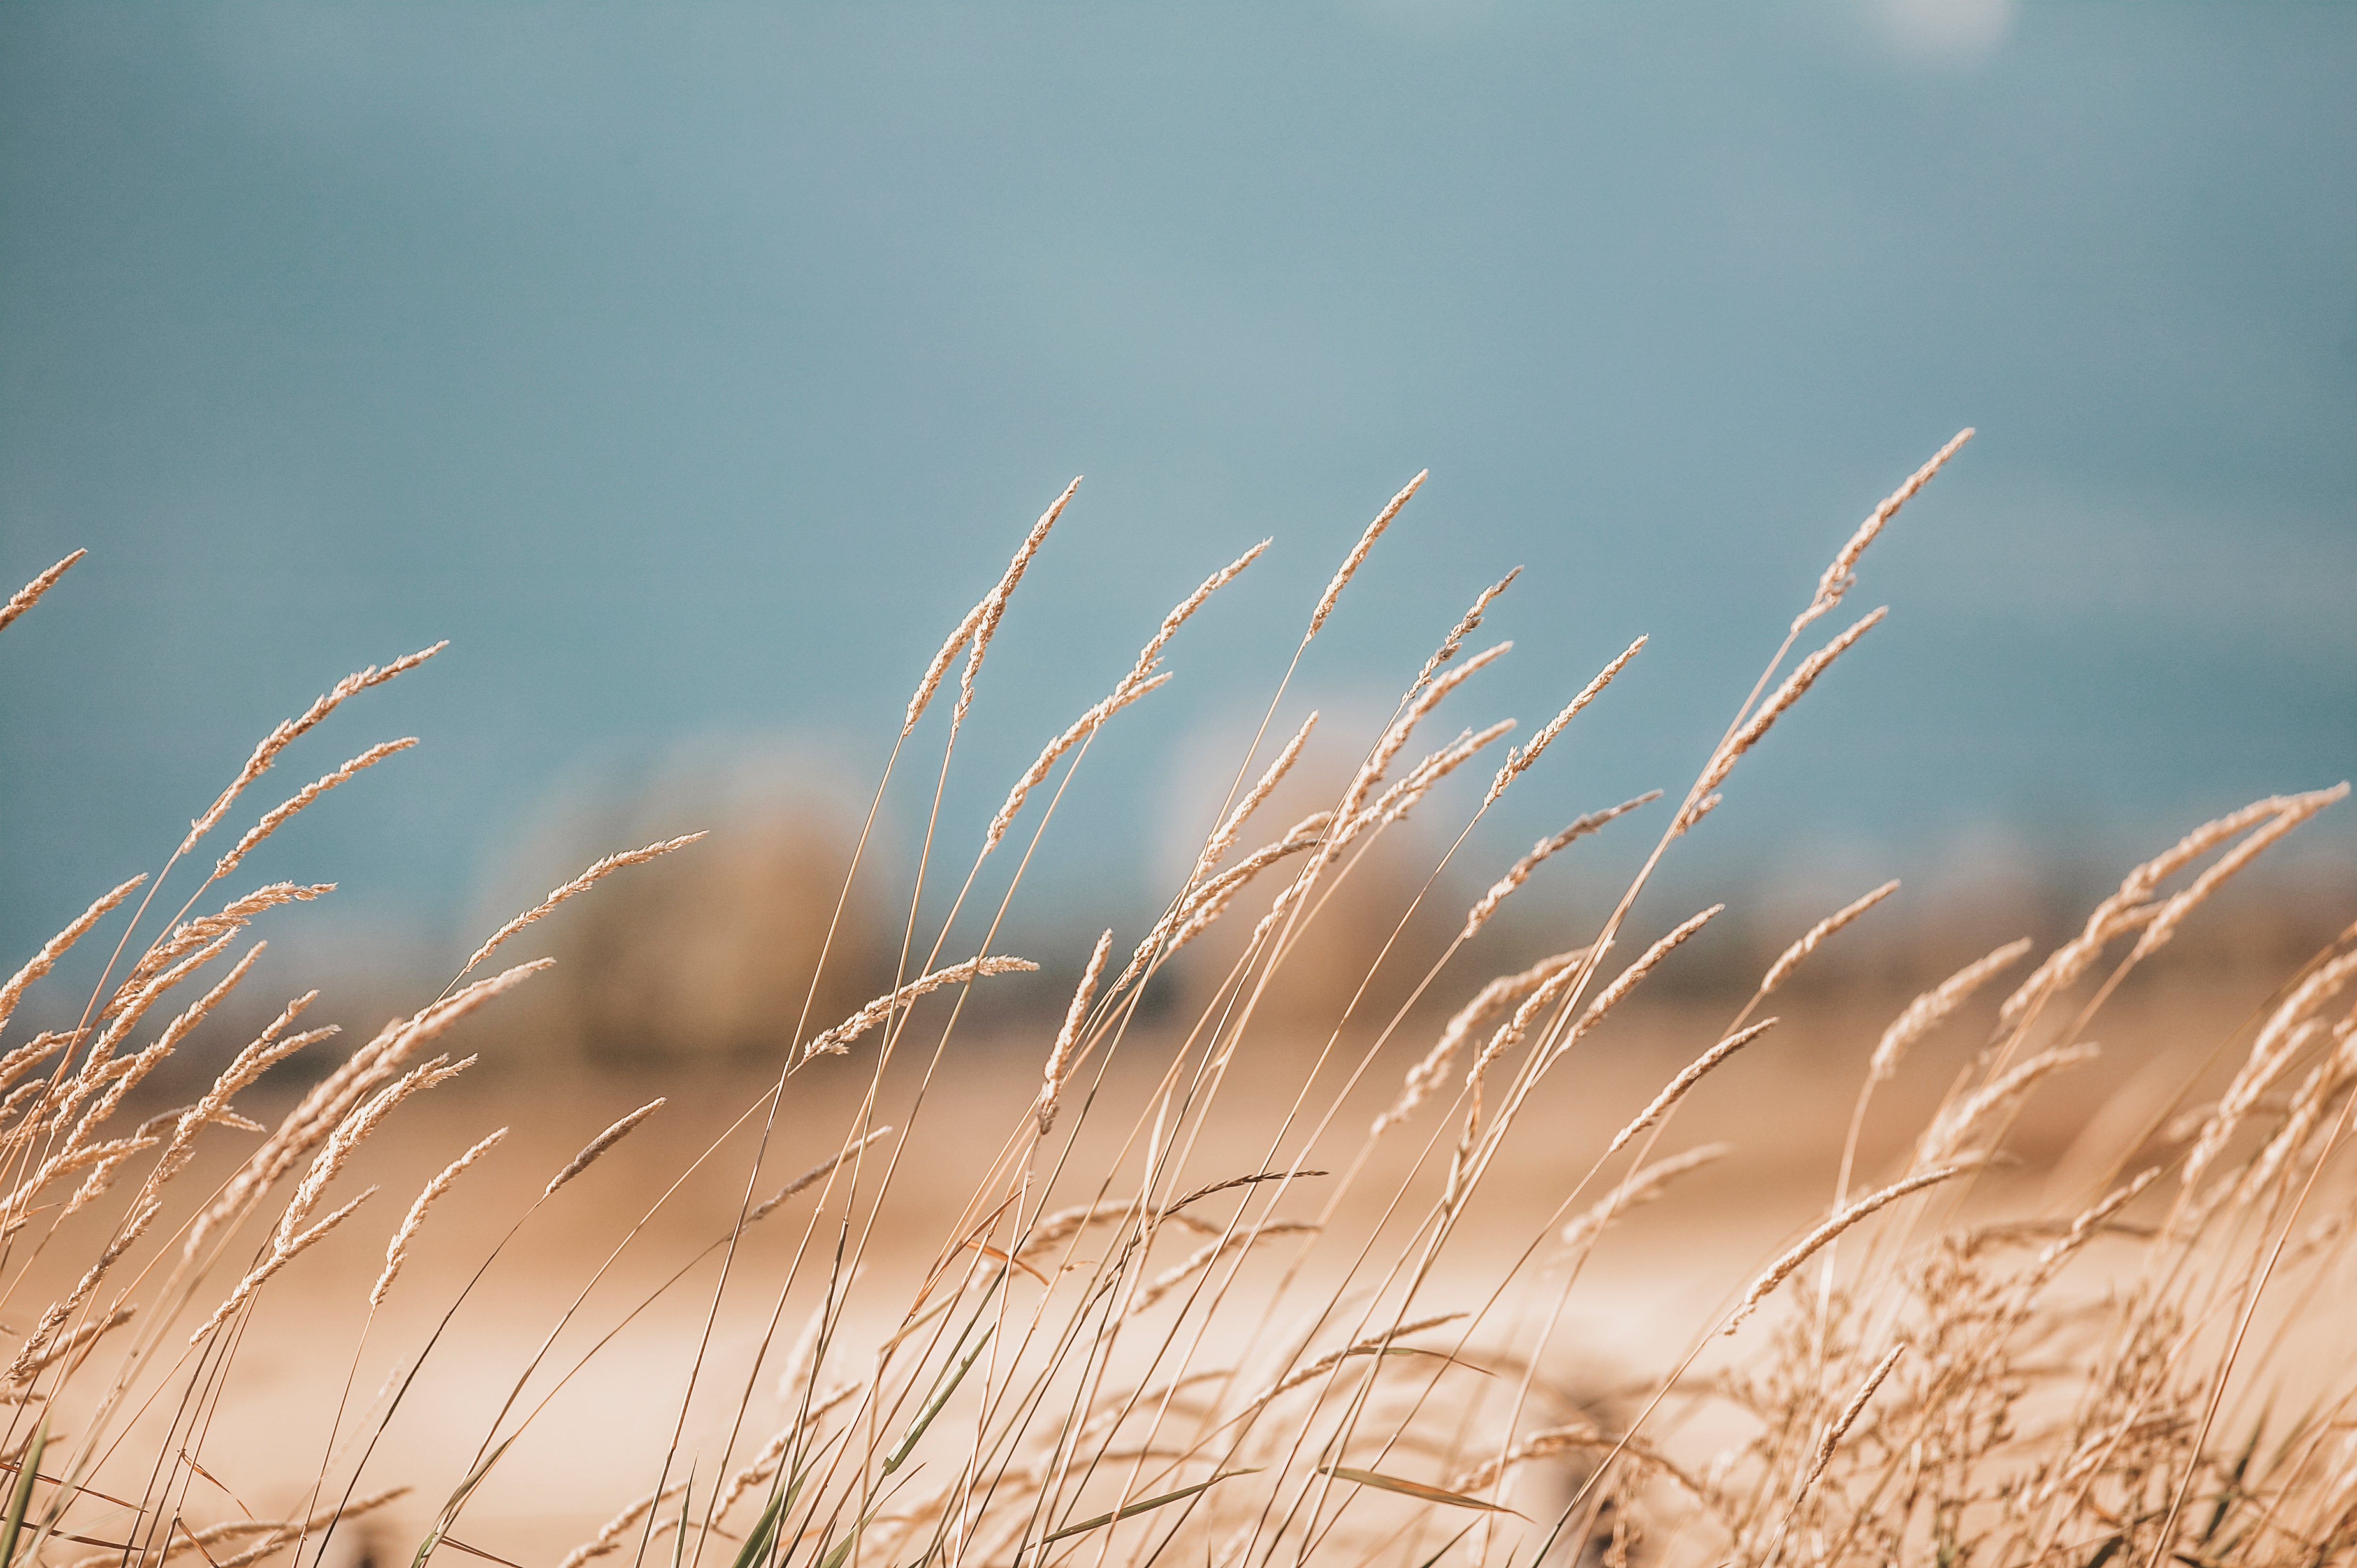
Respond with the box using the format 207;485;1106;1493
3;2;2352;962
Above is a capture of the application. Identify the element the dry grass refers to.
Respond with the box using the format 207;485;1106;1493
0;438;2352;1568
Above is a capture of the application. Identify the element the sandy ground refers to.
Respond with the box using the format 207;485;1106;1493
6;971;2296;1568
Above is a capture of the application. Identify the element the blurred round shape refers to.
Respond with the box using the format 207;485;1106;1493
488;748;893;1066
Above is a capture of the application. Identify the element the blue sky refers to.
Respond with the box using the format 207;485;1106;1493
3;1;2352;962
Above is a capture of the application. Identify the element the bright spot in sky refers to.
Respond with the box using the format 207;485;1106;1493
1866;0;2016;64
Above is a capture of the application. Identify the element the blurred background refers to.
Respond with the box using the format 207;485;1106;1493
2;0;2353;1040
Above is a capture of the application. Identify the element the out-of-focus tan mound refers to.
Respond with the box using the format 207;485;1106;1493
485;765;894;1065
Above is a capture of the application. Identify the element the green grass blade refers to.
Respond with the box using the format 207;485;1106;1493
728;1462;803;1568
881;1325;993;1477
410;1432;521;1568
2200;1413;2266;1545
1036;1469;1262;1548
811;1497;887;1568
0;1416;48;1568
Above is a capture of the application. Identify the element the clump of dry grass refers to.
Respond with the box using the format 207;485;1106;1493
0;438;2351;1568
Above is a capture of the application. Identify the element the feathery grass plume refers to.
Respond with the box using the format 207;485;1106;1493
148;996;334;1189
1917;1043;2101;1166
71;1512;332;1568
1377;948;1591;1135
563;1482;687;1568
1163;1166;1326;1215
263;1014;421;1152
2233;1019;2357;1205
0;549;83;636
1679;608;1886;832
1485;636;1646;807
181;642;445;853
63;1489;412;1568
1452;1425;1699;1499
1450;1420;1578;1494
957;476;1082;727
1195;710;1318;875
907;600;989;737
748;1125;893;1223
1162;816;1330;957
1342;641;1512;832
1129;540;1269;683
717;1380;865;1525
458;832;705;980
1792;428;1972;634
190;959;547;1256
212;739;417;882
1126;1220;1318;1316
1248;1312;1468;1408
2031;1166;2164;1276
1308;471;1424;637
2184;949;2357;1187
1460;791;1662;941
1465;945;1603;1090
1350;719;1517;837
277;1054;473;1248
984;671;1174;853
1758;879;1900;996
70;930;239;1098
1998;794;2305;1026
213;1018;407;1194
1540;903;1726;1072
716;1429;792;1522
108;883;331;1016
189;1184;377;1344
1178;813;1331;929
1414;569;1520;697
373;1128;508;1306
1606;1022;1778;1157
0;1074;50;1126
0;874;145;1039
1231;649;1511;964
801;955;1038;1058
5;1203;153;1379
86;1518;280;1568
21;1130;154;1193
1724;1164;1976;1333
2116;795;2301;902
1561;1143;1732;1250
1799;1342;1907;1495
986;554;1268;854
1868;936;2033;1083
2001;904;2159;1032
1021;1199;1149;1256
545;1098;664;1198
64;940;269;1154
3;1305;133;1388
2127;783;2348;962
1134;809;1329;975
171;1488;411;1568
1020;1195;1226;1260
61;1135;162;1215
1037;930;1112;1136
